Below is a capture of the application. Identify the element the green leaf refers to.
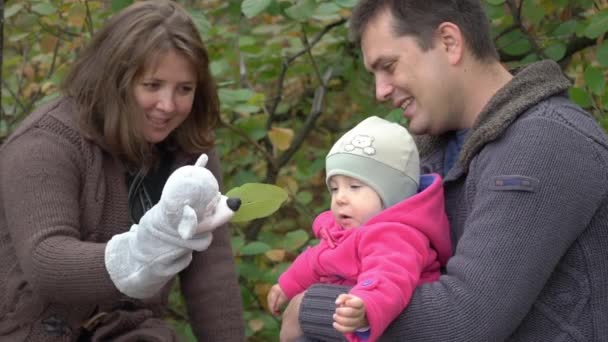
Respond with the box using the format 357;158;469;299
522;0;545;26
497;30;531;57
219;88;256;105
231;170;259;188
583;10;608;39
569;87;593;108
233;104;262;114
384;108;408;125
553;20;577;38
227;183;288;222
295;191;313;205
242;0;272;18
597;41;608;68
235;114;268;141
485;0;505;5
188;9;211;36
584;66;606;96
315;3;341;16
0;120;8;139
239;36;257;48
239;241;271;255
9;32;30;43
111;0;132;12
5;4;24;18
231;235;245;252
284;0;316;22
31;3;57;16
210;60;230;77
282;229;309;251
335;0;359;7
485;3;504;20
238;260;266;280
543;43;566;61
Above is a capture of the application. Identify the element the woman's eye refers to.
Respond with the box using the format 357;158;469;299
142;82;160;90
178;85;194;95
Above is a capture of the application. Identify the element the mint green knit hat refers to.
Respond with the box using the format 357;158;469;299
325;116;420;208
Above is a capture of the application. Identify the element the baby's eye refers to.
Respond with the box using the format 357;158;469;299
350;184;361;190
329;187;338;193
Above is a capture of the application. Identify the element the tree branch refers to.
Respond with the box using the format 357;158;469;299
276;67;333;170
267;18;347;119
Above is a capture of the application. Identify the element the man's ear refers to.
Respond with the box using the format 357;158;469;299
436;22;464;65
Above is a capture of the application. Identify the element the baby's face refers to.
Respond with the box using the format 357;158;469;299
329;175;383;229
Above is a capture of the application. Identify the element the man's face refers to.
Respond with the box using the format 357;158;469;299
361;11;458;135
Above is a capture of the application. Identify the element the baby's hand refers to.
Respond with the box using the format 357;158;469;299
333;293;368;333
267;284;288;316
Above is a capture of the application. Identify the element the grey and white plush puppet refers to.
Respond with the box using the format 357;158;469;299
105;153;241;298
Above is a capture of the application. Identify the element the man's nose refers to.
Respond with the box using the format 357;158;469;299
375;77;393;101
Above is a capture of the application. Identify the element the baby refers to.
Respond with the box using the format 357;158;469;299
268;116;452;342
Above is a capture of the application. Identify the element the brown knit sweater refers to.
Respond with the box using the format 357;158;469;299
0;97;245;341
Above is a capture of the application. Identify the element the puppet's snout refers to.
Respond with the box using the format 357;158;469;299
227;197;241;212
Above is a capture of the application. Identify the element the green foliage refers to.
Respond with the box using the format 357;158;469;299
2;0;607;340
227;183;288;223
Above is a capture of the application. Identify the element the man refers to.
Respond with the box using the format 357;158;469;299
280;0;608;340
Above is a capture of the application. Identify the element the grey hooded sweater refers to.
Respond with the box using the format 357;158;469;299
299;60;608;341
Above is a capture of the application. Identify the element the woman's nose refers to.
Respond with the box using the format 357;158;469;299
157;90;176;112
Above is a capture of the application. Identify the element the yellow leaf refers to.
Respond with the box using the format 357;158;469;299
268;126;294;151
40;35;58;54
21;64;35;80
277;175;298;194
265;249;286;262
23;83;40;98
67;4;87;27
248;319;265;333
41;81;56;94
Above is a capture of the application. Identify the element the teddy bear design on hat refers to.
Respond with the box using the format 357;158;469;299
326;116;420;208
344;135;376;155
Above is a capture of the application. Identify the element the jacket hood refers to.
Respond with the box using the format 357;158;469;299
314;174;451;265
371;173;451;265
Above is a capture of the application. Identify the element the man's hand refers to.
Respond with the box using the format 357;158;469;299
333;294;368;333
267;284;288;316
280;291;305;342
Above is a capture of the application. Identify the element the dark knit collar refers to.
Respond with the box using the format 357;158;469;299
415;60;572;171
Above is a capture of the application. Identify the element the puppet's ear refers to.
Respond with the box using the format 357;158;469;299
194;153;209;168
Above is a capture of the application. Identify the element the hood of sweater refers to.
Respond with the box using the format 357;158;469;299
414;60;572;172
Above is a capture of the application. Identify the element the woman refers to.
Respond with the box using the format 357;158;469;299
0;1;244;341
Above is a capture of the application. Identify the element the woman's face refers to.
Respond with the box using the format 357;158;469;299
133;50;197;143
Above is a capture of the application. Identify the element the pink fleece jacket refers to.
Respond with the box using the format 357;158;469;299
278;174;451;342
